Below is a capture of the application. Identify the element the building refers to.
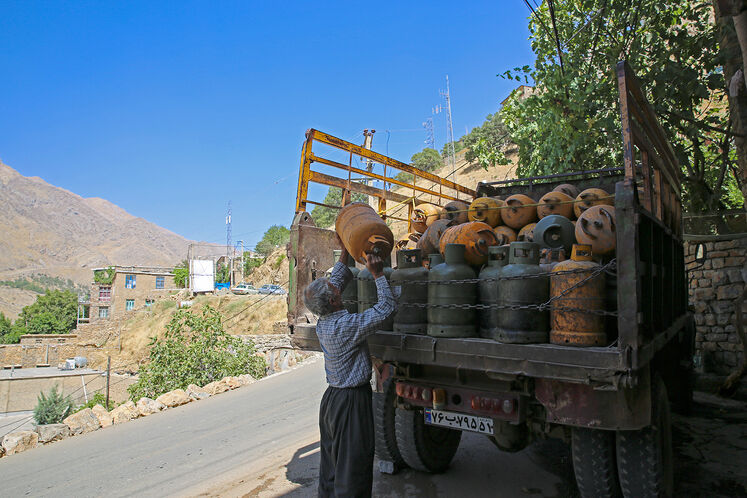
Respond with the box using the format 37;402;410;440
89;266;176;322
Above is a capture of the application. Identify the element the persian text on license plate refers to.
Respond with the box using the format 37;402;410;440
424;408;494;435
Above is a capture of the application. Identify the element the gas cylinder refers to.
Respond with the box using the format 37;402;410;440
396;233;420;250
554;183;580;199
494;226;518;245
442;200;470;224
391;249;428;334
533;214;576;254
573;188;614;218
550;244;606;346
468;197;503;227
416;219;455;256
539;247;566;273
331;249;359;313
411;203;444;233
575;205;616;256
439;222;499;266
427;244;477;337
478;245;510;340
427;253;444;269
495;242;549;343
336;202;394;264
518;223;537;242
503;194;538;229
537;191;575;219
358;256;394;330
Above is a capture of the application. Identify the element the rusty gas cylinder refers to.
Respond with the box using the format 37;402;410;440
478;245;510;340
494;226;518;245
553;183;580;199
539;247;566;273
537;191;575;219
358;255;394;330
575;205;616;256
442;200;470;224
439;221;499;266
503;194;538;229
573;188;614;218
495;242;549;343
391;249;428;334
411;203;444;233
533;214;576;254
518;223;537;242
416;218;455;256
468;197;503;227
427;243;477;338
550;244;606;346
336;202;394;264
396;232;420;250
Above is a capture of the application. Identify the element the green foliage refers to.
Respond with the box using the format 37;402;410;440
174;260;189;289
0;313;10;336
272;253;286;270
127;306;266;400
13;290;77;336
243;253;263;276
34;385;74;425
0;323;24;344
395;148;444;183
441;140;466;157
310;188;366;228
215;263;231;284
0;274;88;296
94;267;115;285
255;225;291;258
500;0;741;212
462;113;511;169
75;392;116;412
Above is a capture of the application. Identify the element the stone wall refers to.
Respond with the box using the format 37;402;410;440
686;237;746;375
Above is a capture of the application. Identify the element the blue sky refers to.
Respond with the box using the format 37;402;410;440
0;1;534;249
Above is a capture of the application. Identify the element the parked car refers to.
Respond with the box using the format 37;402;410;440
258;284;286;295
231;283;258;295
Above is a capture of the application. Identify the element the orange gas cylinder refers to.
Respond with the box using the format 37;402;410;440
468;197;503;227
396;233;420;250
439;222;499;266
575;205;616;256
416;218;455;257
335;202;395;264
494;226;518;245
550;244;606;346
503;194;537;229
553;184;580;199
573;188;614;218
518;223;537;242
537;191;575;219
442;200;470;224
411;203;444;233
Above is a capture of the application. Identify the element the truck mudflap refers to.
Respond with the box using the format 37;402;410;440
535;366;651;430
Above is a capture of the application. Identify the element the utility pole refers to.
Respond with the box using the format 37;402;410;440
363;129;377;210
105;356;111;409
440;75;457;196
226;201;232;287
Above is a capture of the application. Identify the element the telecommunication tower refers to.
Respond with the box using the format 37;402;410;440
440;75;457;194
422;118;434;149
226;201;232;261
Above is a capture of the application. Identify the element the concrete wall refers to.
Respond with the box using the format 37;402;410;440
686;237;746;375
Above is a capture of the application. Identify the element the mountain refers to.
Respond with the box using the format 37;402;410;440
0;160;193;317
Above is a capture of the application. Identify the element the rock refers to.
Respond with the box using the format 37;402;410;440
2;431;39;455
64;408;101;435
694;288;714;301
203;380;230;395
156;389;191;407
223;376;242;389
110;401;140;424
238;374;256;386
186;384;211;400
136;397;166;416
717;284;743;300
35;424;70;443
708;251;729;258
92;404;113;428
705;314;716;326
711;258;725;269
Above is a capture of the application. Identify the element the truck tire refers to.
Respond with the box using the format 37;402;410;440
571;428;622;498
372;378;406;471
394;406;461;473
616;375;673;498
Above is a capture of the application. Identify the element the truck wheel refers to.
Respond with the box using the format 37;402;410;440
394;406;461;473
571;428;622;498
616;375;673;498
373;378;406;472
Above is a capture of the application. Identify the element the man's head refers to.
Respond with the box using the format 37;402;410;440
303;278;343;316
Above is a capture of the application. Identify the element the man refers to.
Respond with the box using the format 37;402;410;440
303;240;396;498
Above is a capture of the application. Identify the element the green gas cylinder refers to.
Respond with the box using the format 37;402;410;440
391;249;428;334
427;243;477;337
332;249;359;313
533;214;576;255
428;253;444;269
495;242;549;343
478;245;510;340
358;255;394;330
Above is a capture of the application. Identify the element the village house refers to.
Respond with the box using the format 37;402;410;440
89;266;177;322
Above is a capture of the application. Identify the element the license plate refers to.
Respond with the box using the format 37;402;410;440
424;408;494;435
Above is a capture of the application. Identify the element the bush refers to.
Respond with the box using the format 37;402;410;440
127;306;266;400
34;385;74;425
174;260;189;289
75;392;115;412
94;267;115;285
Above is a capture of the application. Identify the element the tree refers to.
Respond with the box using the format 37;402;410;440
500;0;743;212
127;306;266;400
243;252;263;277
173;260;189;289
462;113;512;169
14;290;77;336
255;225;291;258
215;262;231;284
394;148;444;183
34;385;74;425
0;313;10;336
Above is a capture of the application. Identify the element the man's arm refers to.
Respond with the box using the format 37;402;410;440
328;261;353;293
343;273;396;346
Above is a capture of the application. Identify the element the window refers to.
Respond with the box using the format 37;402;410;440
126;299;135;311
145;299;154;308
99;307;109;318
125;274;136;289
99;286;111;301
156;276;165;289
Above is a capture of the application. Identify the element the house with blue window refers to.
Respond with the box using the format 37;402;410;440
89;265;177;322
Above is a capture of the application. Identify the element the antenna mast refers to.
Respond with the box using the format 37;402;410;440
440;75;457;195
423;117;434;149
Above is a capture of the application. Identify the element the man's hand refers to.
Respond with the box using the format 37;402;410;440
365;253;384;279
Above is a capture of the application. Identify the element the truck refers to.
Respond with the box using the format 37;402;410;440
286;62;693;498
